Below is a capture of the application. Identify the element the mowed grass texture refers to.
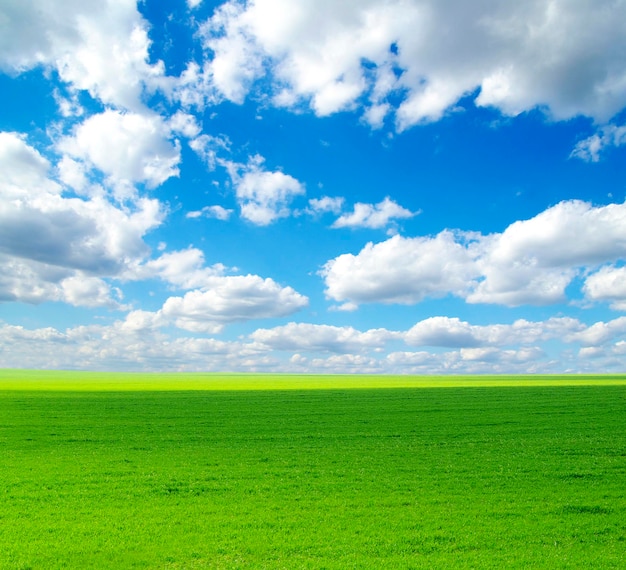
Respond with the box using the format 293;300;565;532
0;374;625;568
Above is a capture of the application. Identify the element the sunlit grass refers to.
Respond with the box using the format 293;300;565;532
2;369;626;390
1;371;625;568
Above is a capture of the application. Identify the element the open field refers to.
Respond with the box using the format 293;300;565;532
2;369;626;391
1;371;625;568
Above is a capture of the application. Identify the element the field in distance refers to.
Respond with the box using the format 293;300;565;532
1;370;625;568
2;369;626;390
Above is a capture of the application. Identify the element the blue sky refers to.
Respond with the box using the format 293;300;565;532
1;0;626;373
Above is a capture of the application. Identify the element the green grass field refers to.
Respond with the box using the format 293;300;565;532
1;371;625;568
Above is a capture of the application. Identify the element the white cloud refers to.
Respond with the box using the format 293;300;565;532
306;353;384;373
60;275;125;309
225;155;305;225
198;2;266;104
0;255;129;309
186;205;234;221
307;196;345;215
238;169;304;224
131;248;226;290
308;345;547;374
160;275;308;332
459;346;545;364
0;0;163;110
469;200;626;306
323;200;626;308
583;265;626;310
0;132;62;199
404;316;583;348
0;190;162;304
0;257;64;304
57;156;90;195
332;196;416;230
571;124;626;162
0;313;623;373
405;317;482;348
486;201;626;268
322;231;478;306
566;317;626;347
578;346;605;359
362;103;391;129
59;110;181;193
65;255;311;334
119;310;166;333
469;263;575;307
166;61;215;110
396;79;463;128
0;133;309;324
387;346;550;375
0;321;258;371
386;351;439;369
197;0;406;115
1;141;165;268
333;302;359;313
76;248;309;332
169;111;201;139
0;131;164;306
250;322;398;353
191;0;626;129
189;134;231;170
53;89;84;118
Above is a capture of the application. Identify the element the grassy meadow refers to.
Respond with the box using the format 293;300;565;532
1;371;625;568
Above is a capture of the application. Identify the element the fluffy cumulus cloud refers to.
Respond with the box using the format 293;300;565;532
58;110;181;194
567;317;626;348
496;200;626;267
469;200;626;306
405;317;484;348
0;0;163;110
168;111;201;139
331;197;416;230
0;257;125;309
322;231;479;306
60;275;125;309
126;249;310;331
0;131;163;306
237;170;304;225
131;248;227;290
404;316;583;348
0;191;160;274
159;276;308;333
0;132;62;199
583;266;626;311
194;0;626;130
224;155;305;225
323;200;626;308
250;322;399;353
